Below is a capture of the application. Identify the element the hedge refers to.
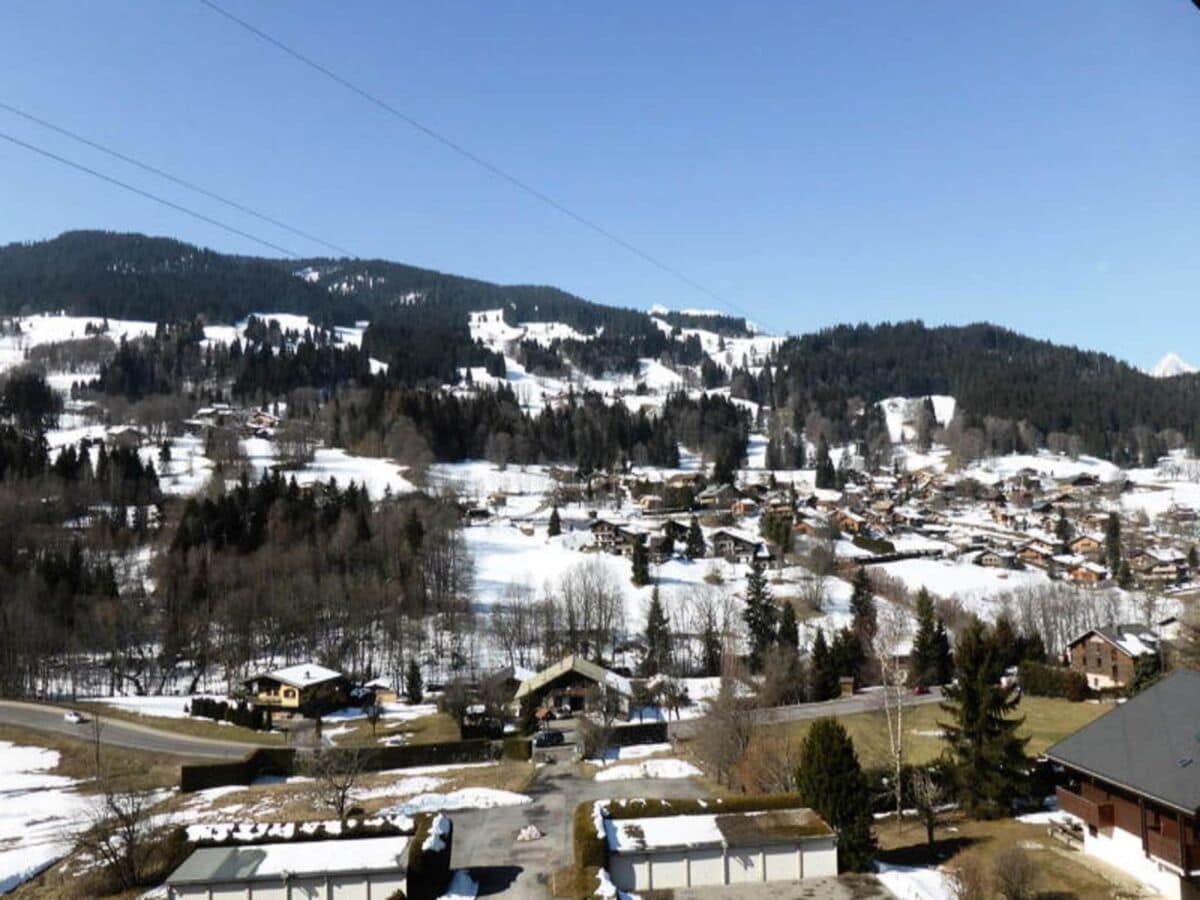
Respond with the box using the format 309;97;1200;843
191;816;415;848
502;737;532;761
181;739;498;792
604;793;807;820
572;801;607;870
608;721;668;747
407;813;453;900
852;534;896;555
1018;661;1089;701
187;697;266;731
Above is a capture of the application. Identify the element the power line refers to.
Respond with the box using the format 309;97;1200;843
0;100;353;257
0;129;300;257
198;0;764;327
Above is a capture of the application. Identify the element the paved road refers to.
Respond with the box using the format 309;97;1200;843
670;687;944;740
0;699;254;759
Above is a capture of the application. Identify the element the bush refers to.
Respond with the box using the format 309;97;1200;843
608;721;668;747
502;737;532;761
605;793;806;820
851;534;896;555
992;845;1037;900
407;814;453;900
1017;661;1088;701
187;696;266;730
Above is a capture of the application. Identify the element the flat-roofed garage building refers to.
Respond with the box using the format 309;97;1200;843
165;835;408;899
604;808;837;890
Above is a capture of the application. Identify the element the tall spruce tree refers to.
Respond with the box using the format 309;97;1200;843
631;536;651;586
909;589;938;687
642;586;671;677
796;718;877;872
849;566;877;666
685;516;706;559
933;619;954;685
1105;512;1122;574
701;609;722;677
809;627;841;701
939;618;1029;818
778;601;799;650
742;560;777;672
814;435;837;490
547;506;561;537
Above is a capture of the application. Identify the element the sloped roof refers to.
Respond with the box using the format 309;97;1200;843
1046;670;1200;815
513;655;631;700
1067;624;1158;658
248;663;344;689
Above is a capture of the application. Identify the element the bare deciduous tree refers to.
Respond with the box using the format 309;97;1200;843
873;603;910;830
77;786;155;891
910;767;947;849
301;746;367;822
694;677;752;786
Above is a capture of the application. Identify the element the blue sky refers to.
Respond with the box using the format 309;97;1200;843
1;2;1197;367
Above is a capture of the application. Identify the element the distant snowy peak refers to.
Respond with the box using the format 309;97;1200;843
1150;353;1197;378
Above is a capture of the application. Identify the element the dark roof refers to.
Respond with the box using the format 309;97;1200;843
1045;670;1200;814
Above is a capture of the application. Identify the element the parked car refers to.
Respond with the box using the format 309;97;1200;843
910;684;930;696
533;729;565;748
63;710;87;724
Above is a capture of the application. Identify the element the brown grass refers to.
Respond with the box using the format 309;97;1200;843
326;711;460;748
90;704;283;745
877;812;1147;899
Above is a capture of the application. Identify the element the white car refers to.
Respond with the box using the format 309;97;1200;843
63;710;86;725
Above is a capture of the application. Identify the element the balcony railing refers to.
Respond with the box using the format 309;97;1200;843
1056;786;1114;830
1146;828;1200;874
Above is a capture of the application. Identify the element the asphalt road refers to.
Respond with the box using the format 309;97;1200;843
669;686;944;739
0;698;254;759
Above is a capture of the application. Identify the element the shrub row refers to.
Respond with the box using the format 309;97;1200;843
1018;661;1089;701
608;721;668;747
181;739;498;792
603;793;806;821
187;697;267;731
191;816;414;848
407;813;453;900
572;801;607;870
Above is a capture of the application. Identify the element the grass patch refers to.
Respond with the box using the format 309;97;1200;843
762;696;1111;769
89;704;283;745
328;711;460;748
877;812;1145;898
0;723;197;793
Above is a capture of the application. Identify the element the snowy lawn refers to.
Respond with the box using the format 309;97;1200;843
381;787;532;816
593;759;701;782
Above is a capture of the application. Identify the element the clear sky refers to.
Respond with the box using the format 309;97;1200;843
1;2;1197;367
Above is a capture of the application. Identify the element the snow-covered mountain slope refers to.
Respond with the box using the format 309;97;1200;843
1149;352;1196;378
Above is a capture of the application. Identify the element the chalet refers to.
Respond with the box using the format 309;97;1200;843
696;483;741;510
1069;534;1104;557
1018;542;1055;569
659;518;691;543
1130;548;1189;585
834;509;866;535
710;529;762;564
591;519;634;554
1048;671;1200;899
1066;624;1159;690
1068;561;1108;585
512;655;631;717
638;494;665;513
731;497;760;518
974;549;1019;570
243;663;349;719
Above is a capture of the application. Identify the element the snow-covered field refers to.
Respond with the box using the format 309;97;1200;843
0;740;93;893
593;759;701;782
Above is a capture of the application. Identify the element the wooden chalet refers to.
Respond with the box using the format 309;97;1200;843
243;663;349;720
1048;672;1200;899
710;528;762;564
1066;624;1159;690
512;655;631;717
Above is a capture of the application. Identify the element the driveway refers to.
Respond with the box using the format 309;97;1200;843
452;757;708;898
0;698;254;759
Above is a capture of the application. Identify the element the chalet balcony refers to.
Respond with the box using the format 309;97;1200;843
1055;785;1114;830
1146;828;1200;874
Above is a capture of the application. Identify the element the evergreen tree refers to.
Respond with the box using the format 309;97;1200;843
814;435;837;490
849;566;877;662
1127;653;1163;697
778;600;799;650
1021;630;1046;665
1105;513;1122;574
939;618;1029;818
809;628;841;701
1055;511;1074;546
1189;546;1199;570
547;506;561;537
832;626;866;686
642;586;672;677
796;718;877;872
631;536;651;586
701;609;722;677
742;560;777;672
685;516;706;560
933;620;954;685
990;613;1020;675
909;589;938;687
404;659;424;705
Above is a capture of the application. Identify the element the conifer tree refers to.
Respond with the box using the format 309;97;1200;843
778;600;799;650
1105;512;1121;574
642;586;671;677
742;560;777;672
814;435;837;490
809;628;841;701
796;718;877;871
933;619;954;685
631;536;651;586
701;609;722;677
404;659;423;705
849;566;877;660
939;618;1029;818
547;506;561;537
909;589;938;687
685;516;706;559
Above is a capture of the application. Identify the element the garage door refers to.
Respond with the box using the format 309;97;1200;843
726;849;761;884
688;849;725;886
648;851;688;888
763;845;798;881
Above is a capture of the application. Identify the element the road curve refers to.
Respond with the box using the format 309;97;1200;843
0;699;259;759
